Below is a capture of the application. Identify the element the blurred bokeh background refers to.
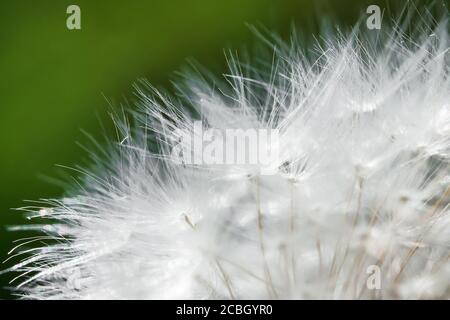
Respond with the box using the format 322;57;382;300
0;0;445;299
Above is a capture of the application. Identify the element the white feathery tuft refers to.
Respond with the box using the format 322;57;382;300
4;16;450;299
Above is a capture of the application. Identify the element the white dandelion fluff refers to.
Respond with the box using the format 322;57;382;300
3;14;450;299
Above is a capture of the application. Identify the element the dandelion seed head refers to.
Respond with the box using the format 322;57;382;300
4;14;450;299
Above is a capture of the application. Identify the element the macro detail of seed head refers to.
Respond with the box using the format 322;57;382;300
2;10;450;300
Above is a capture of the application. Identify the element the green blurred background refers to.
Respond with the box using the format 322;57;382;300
0;0;446;299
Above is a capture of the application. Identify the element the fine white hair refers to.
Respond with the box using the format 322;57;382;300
3;12;450;299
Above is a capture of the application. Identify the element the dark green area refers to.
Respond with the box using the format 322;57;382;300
0;0;446;299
